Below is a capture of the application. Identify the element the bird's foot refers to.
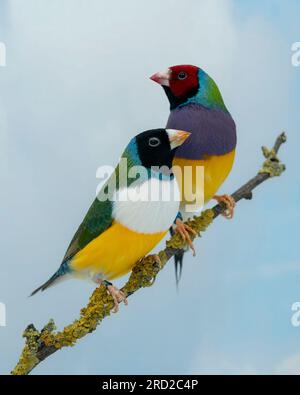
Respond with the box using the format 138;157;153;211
102;280;128;313
153;254;162;266
213;194;236;219
175;218;196;256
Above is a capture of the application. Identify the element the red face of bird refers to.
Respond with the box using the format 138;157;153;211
150;65;199;100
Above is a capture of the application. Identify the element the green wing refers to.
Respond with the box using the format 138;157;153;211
62;150;138;263
63;197;113;262
62;172;117;262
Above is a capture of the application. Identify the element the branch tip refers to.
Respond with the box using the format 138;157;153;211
12;131;287;375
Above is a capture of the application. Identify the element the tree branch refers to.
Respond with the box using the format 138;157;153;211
11;132;286;375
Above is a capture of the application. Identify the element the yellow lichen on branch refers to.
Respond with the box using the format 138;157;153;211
11;133;286;375
11;209;214;375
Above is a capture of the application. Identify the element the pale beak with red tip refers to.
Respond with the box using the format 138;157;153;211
166;129;191;150
150;69;171;86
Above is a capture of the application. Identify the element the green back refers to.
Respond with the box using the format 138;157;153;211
63;138;142;262
63;184;114;262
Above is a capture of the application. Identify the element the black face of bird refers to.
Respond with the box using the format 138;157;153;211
135;128;190;170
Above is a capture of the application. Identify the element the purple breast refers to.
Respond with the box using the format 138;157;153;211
166;104;237;160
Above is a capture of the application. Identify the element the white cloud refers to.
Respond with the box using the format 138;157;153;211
275;354;300;375
259;262;300;278
190;352;258;375
191;352;300;375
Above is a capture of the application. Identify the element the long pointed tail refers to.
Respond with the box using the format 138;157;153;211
169;227;185;286
174;250;184;287
30;271;61;296
30;261;70;296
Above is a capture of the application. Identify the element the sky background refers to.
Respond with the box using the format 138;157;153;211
0;0;299;375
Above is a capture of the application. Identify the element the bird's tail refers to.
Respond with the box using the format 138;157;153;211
169;227;186;287
30;261;70;296
174;250;185;287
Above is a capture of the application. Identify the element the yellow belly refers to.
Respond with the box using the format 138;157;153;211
71;221;166;281
173;149;235;206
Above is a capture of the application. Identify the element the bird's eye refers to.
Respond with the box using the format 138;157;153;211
148;137;161;147
178;71;187;80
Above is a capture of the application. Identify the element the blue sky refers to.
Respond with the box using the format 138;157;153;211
0;0;300;374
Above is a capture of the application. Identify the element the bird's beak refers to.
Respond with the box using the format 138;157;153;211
166;129;191;150
150;69;171;87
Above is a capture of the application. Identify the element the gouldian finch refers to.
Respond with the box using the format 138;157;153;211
150;65;237;282
31;128;190;311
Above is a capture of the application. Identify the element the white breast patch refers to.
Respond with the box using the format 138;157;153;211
112;177;180;234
